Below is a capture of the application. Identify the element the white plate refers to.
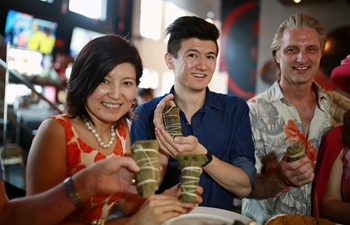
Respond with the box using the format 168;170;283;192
163;206;254;225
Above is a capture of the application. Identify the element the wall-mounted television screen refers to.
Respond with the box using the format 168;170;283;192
4;9;58;55
69;27;104;58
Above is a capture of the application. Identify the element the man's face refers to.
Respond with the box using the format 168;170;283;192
166;38;217;92
275;27;322;85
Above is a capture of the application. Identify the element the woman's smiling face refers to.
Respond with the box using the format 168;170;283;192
86;62;137;124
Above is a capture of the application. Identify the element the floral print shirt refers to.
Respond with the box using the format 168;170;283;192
51;114;126;222
241;81;350;225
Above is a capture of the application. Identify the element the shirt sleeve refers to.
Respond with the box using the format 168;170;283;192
130;104;157;144
232;156;256;187
231;99;257;187
247;100;266;174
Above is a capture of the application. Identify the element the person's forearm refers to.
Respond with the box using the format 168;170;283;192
246;173;287;199
0;183;76;225
204;156;252;198
0;170;94;225
322;200;350;224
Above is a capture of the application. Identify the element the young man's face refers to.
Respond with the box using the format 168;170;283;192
166;38;218;92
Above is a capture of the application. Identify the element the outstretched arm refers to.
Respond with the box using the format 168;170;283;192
0;156;139;225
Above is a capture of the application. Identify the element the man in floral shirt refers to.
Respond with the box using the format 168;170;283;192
241;12;350;224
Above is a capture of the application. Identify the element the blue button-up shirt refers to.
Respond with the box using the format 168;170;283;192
130;86;256;211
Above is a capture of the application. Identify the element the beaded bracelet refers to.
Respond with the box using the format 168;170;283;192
63;177;85;208
90;219;106;225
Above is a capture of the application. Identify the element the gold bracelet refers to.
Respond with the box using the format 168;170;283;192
63;177;85;208
90;219;106;225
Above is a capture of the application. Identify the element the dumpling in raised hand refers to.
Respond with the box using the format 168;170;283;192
176;154;208;202
162;105;183;137
131;140;160;198
287;140;305;161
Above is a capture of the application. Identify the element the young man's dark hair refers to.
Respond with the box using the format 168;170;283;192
165;16;220;58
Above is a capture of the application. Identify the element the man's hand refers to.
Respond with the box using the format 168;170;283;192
264;152;314;189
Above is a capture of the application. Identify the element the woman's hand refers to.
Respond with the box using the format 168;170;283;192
163;183;203;208
128;194;192;225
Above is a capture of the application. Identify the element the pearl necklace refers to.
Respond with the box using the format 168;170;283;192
84;118;116;149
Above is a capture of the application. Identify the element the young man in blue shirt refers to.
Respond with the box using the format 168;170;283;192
130;16;256;211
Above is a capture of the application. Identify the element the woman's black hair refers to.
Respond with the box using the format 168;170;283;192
65;34;143;125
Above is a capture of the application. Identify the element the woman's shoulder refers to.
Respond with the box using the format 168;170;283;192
36;114;75;141
49;114;71;123
38;114;67;130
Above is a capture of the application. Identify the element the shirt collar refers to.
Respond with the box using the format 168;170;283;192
269;80;327;106
168;86;224;112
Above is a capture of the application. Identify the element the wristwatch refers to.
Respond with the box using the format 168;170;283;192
202;150;213;167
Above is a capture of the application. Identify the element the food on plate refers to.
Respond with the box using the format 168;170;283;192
265;214;336;225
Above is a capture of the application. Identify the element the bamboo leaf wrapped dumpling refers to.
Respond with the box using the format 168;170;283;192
176;154;208;202
131;140;160;198
162;105;183;137
287;140;305;161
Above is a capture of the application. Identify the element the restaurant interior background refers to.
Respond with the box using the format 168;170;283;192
0;0;349;204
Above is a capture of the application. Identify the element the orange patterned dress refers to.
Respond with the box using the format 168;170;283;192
51;114;126;222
